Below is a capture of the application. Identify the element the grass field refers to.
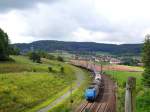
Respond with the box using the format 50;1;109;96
0;55;77;112
105;70;150;112
49;52;73;61
49;69;91;112
112;65;144;72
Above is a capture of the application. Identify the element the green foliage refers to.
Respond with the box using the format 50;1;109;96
48;66;52;72
121;57;140;66
0;56;67;74
60;66;64;73
136;90;150;112
142;68;150;86
47;54;55;60
106;71;142;87
38;50;47;58
0;55;76;112
9;45;20;55
142;35;150;67
57;56;64;62
14;40;142;55
106;70;150;112
28;52;41;63
0;28;10;60
0;73;71;112
30;50;56;61
142;34;150;87
49;69;91;112
0;28;20;58
0;63;30;73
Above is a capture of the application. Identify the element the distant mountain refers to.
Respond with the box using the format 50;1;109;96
14;40;143;55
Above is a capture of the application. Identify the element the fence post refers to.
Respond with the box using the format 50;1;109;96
125;77;136;112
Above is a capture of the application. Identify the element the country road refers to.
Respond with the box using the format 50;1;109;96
37;67;86;112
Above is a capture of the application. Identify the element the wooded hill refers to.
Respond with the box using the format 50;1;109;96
14;40;143;55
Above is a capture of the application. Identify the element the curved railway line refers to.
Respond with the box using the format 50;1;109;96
71;60;116;112
76;75;116;112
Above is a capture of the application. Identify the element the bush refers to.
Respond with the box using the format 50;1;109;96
121;57;140;66
32;69;36;72
28;52;41;63
48;66;52;72
57;56;64;62
9;46;20;55
37;51;56;60
60;66;64;73
47;54;55;60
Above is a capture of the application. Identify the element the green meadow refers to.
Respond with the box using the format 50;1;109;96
49;69;91;112
0;56;77;112
106;70;150;112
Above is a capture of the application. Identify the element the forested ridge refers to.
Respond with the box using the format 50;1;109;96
14;40;142;55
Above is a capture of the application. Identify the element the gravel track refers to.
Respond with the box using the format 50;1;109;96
37;67;85;112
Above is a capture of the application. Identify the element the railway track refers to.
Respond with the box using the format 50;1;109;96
70;60;116;112
76;75;116;112
78;102;108;112
78;102;94;112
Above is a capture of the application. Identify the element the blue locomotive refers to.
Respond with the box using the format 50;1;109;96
85;72;102;101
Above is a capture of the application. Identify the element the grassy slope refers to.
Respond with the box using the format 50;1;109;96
49;69;91;112
49;52;73;62
105;70;150;112
0;56;76;112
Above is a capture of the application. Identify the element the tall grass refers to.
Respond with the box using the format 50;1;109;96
105;70;150;112
49;69;91;112
0;55;76;112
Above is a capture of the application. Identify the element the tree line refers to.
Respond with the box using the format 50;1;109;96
27;51;64;63
14;40;142;56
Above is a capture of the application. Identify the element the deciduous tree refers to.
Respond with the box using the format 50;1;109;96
0;28;10;60
142;34;150;87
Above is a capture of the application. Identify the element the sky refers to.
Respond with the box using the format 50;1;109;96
0;0;150;44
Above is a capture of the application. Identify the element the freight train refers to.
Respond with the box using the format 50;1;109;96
70;60;103;101
85;71;102;101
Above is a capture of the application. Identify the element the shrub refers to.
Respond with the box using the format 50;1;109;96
48;66;52;72
33;69;36;72
28;52;41;63
60;66;64;74
57;56;64;62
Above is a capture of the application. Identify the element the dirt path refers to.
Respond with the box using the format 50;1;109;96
37;67;86;112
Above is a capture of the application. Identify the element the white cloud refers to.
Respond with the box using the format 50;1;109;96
72;28;108;42
0;0;150;44
0;11;33;43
